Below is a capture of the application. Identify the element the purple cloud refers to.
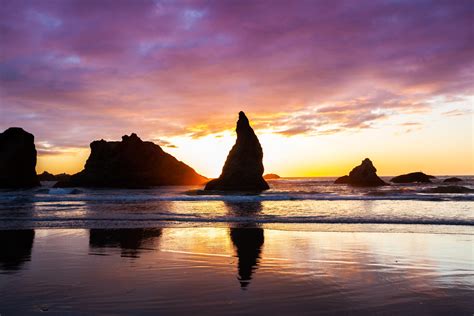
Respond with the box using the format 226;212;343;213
0;0;472;145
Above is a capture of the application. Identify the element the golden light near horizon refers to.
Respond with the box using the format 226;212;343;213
34;107;473;177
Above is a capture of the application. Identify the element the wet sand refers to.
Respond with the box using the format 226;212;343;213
1;227;473;315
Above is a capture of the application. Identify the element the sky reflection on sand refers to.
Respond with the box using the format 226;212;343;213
0;227;472;314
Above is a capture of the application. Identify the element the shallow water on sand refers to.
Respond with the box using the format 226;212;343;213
0;227;473;315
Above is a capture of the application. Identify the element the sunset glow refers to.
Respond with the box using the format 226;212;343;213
1;1;473;177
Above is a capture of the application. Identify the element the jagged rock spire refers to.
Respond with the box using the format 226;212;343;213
205;111;269;191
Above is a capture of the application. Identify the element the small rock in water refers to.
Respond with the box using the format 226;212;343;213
334;158;386;187
263;173;281;180
426;186;474;193
443;177;463;183
390;172;435;183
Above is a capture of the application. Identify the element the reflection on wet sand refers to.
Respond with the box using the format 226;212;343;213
230;227;264;288
89;228;162;258
0;229;35;273
225;201;265;289
0;228;472;314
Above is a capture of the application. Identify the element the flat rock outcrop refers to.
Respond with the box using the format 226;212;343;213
263;173;280;180
56;133;207;188
334;158;386;187
38;171;57;181
204;112;269;191
334;175;349;184
391;172;435;183
443;177;463;183
38;171;71;182
0;127;39;188
426;186;474;193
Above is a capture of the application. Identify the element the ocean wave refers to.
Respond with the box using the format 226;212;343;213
0;215;472;226
0;192;472;203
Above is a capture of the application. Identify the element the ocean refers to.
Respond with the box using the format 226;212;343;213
0;177;473;314
0;177;473;230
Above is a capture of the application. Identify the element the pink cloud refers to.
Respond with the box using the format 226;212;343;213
0;0;472;145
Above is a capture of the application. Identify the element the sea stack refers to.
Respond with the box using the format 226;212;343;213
0;127;39;188
391;172;435;183
56;133;207;188
334;158;386;187
205;111;269;191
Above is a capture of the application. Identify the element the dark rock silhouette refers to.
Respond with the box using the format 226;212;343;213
38;171;56;181
89;228;162;258
38;171;71;182
391;172;435;183
54;173;71;182
0;230;35;272
56;133;207;188
334;158;386;187
230;227;264;289
443;177;463;183
0;128;39;188
263;173;281;180
205;112;269;191
334;175;349;184
426;186;474;193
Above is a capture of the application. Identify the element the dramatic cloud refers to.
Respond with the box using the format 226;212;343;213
1;0;473;146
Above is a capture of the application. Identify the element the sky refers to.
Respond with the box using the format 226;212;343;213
0;0;473;177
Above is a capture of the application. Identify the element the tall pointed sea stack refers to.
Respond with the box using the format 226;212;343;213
0;127;39;188
205;112;269;191
335;158;386;187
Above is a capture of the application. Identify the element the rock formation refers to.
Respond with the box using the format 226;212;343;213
263;173;280;180
426;186;474;193
334;158;386;187
204;112;269;191
38;171;57;181
0;127;39;188
443;177;463;183
55;173;71;182
391;172;435;183
56;133;207;188
334;175;349;184
38;171;71;182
